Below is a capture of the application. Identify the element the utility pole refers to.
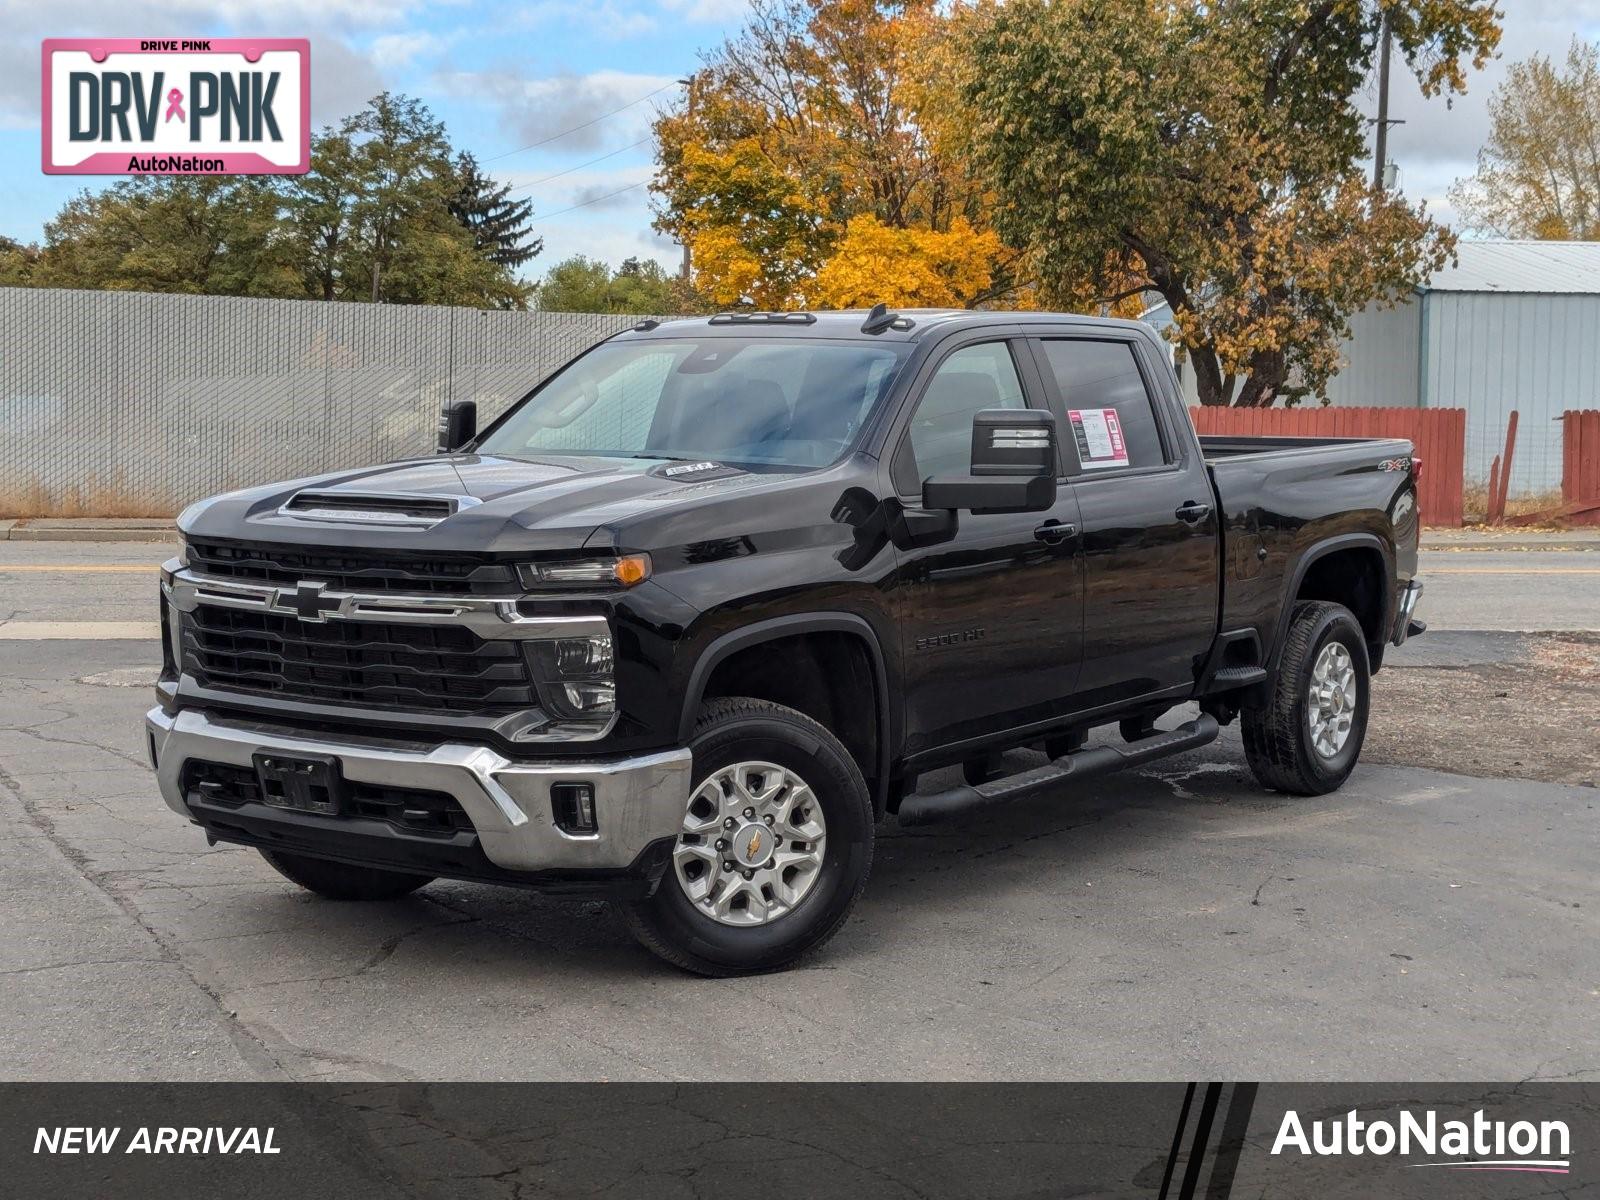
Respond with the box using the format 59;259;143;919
1373;7;1394;192
677;72;697;283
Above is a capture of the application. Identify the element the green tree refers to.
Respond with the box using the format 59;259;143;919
0;235;42;286
952;0;1500;406
536;255;684;313
1450;38;1600;240
282;93;529;307
23;176;299;296
7;94;532;308
450;152;542;269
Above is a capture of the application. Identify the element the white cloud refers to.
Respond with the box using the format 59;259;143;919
0;0;402;127
439;67;679;153
507;0;659;38
370;31;454;70
659;0;751;23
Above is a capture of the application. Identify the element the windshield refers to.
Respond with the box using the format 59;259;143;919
477;336;909;469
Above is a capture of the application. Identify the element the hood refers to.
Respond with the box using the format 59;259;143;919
178;452;781;554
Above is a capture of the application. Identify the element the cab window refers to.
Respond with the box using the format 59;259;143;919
901;342;1028;482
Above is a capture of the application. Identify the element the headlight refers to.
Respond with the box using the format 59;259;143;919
517;554;650;590
527;634;616;721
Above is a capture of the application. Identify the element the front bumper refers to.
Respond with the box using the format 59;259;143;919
1392;579;1426;645
146;707;692;879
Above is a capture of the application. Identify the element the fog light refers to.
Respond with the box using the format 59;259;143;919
552;782;597;834
561;681;615;713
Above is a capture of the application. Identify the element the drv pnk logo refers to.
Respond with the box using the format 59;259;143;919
42;39;309;175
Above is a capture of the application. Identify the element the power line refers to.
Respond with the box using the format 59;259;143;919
529;180;648;223
483;81;681;163
508;139;649;195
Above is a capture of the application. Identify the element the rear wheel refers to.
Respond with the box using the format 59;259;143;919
259;849;432;901
620;697;873;976
1242;601;1370;796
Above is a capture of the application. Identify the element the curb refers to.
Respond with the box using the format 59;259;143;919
3;520;174;543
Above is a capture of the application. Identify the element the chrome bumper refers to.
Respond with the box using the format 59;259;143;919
1393;580;1426;645
146;707;691;873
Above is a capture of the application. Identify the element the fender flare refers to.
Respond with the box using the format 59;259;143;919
1270;532;1395;671
678;612;895;812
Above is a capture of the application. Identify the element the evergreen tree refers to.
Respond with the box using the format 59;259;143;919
450;152;542;269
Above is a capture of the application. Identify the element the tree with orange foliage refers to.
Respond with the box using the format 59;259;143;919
651;0;1022;310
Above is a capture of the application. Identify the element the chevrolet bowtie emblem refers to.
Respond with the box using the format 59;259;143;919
745;829;764;859
271;581;342;622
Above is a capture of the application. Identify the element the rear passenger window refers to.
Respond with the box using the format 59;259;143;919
1038;340;1167;471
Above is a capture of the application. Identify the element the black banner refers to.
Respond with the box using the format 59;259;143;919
3;1083;1593;1197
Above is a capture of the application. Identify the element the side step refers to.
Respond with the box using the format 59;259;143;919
1209;665;1268;689
897;715;1220;828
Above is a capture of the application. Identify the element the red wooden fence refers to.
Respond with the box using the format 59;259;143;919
1189;406;1467;527
1562;410;1600;527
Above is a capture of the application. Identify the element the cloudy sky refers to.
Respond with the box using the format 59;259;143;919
0;0;751;275
2;1;1598;285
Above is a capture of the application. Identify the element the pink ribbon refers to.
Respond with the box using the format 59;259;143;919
164;88;184;123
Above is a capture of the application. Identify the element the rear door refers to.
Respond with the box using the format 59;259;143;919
887;332;1084;758
1027;333;1219;711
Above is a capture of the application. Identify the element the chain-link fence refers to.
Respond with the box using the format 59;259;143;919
0;287;650;516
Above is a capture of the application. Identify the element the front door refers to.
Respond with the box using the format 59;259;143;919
888;337;1085;758
1028;334;1220;712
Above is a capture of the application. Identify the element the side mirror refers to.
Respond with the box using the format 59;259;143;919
922;409;1058;514
437;400;477;452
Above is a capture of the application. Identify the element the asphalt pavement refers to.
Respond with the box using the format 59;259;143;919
1;536;1597;1081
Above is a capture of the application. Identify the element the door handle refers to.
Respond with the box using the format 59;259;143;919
1034;520;1077;546
1175;501;1212;524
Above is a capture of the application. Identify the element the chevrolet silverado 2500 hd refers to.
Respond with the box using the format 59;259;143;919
148;307;1425;975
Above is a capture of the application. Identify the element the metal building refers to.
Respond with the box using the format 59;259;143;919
1147;240;1600;495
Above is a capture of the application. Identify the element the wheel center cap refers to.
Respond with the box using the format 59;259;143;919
731;822;771;868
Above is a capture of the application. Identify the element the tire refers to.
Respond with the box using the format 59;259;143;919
259;849;433;901
619;697;874;977
1243;601;1371;796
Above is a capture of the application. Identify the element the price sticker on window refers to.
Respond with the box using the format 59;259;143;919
1067;408;1129;469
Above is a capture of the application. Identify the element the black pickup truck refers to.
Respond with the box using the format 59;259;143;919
148;308;1424;975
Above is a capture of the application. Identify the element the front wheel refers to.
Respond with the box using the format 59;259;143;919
1242;601;1371;796
619;697;874;976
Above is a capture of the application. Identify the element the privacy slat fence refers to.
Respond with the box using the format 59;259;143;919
1563;410;1600;527
0;287;648;517
1189;405;1467;527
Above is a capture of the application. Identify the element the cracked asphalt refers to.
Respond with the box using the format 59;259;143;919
1;541;1597;1082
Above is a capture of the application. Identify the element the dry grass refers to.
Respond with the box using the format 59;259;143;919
0;476;177;519
1459;484;1570;528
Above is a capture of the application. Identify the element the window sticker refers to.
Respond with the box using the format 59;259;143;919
1067;408;1130;469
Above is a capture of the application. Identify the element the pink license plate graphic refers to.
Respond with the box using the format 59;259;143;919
42;38;310;175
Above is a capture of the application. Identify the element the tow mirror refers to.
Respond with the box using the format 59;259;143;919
922;409;1058;514
437;400;477;452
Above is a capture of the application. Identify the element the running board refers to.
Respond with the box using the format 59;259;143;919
897;715;1220;828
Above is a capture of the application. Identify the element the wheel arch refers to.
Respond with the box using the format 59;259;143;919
679;613;894;814
1271;533;1394;673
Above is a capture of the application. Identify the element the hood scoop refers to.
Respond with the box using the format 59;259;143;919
280;490;479;529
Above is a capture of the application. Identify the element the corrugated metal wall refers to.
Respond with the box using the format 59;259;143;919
1165;299;1421;409
1322;299;1422;409
1419;291;1600;495
0;288;647;516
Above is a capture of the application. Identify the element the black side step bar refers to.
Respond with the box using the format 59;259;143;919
898;715;1220;828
